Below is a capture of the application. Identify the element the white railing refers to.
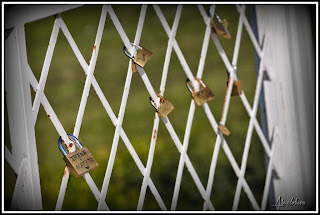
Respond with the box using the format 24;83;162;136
3;3;316;211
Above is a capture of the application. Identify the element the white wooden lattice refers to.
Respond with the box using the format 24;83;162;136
4;4;280;211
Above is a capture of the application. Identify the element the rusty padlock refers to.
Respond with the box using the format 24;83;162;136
226;66;242;96
150;94;175;118
123;43;153;68
231;80;242;96
210;13;232;39
186;77;215;106
58;134;99;178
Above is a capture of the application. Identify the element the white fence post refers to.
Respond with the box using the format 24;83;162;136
5;26;42;210
256;5;316;210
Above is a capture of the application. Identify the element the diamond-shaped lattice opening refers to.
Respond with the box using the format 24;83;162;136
211;151;238;210
105;139;143;210
62;5;101;63
25;16;56;82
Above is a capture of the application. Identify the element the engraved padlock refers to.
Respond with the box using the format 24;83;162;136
210;13;232;39
58;134;99;178
123;43;153;68
150;94;175;118
226;65;242;96
186;77;215;106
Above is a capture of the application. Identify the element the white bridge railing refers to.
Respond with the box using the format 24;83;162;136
3;3;316;211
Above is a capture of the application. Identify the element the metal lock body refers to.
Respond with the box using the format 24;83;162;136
210;14;232;39
58;134;99;178
123;43;153;68
231;80;242;96
218;124;230;136
186;77;215;106
132;62;137;73
150;94;175;118
226;65;242;96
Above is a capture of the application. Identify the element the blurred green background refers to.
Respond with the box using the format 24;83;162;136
4;4;268;211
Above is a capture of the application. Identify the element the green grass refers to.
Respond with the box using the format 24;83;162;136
4;4;267;211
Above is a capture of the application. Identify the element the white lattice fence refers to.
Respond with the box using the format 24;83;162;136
3;3;316;211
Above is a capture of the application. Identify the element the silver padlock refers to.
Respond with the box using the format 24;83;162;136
58;134;99;178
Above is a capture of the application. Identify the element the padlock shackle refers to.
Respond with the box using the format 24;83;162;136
156;93;167;103
186;77;206;94
186;78;193;94
123;43;143;60
149;96;158;111
226;65;238;83
215;13;222;21
123;46;134;60
57;134;84;156
131;43;142;50
232;65;238;79
194;77;206;88
206;8;223;21
149;94;166;110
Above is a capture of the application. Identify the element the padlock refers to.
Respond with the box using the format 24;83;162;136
218;124;230;136
123;43;153;68
210;13;231;39
150;94;175;118
132;61;137;73
58;134;99;178
186;77;215;106
226;66;242;96
231;80;242;96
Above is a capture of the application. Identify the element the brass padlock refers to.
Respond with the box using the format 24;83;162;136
226;66;242;96
58;134;99;178
231;80;242;96
150;94;175;118
210;13;231;39
123;43;153;68
186;77;215;106
218;124;230;136
132;61;137;73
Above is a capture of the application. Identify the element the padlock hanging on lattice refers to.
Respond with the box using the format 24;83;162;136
150;94;175;118
210;13;232;39
123;43;153;70
186;77;215;106
226;65;242;96
218;124;231;136
58;134;99;178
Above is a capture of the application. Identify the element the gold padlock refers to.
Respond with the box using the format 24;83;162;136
132;61;137;73
218;124;230;136
58;134;99;178
150;94;175;118
226;65;242;96
123;43;153;68
134;46;153;67
210;13;231;39
231;80;242;96
186;77;215;106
